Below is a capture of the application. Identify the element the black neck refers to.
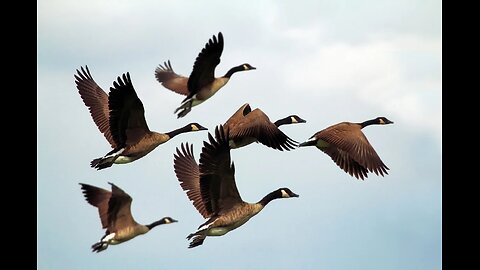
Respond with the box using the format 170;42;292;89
258;190;281;207
359;119;378;128
274;117;290;127
146;220;165;230
224;65;244;78
166;125;190;138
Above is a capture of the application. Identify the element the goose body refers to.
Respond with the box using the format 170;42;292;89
173;125;299;248
79;182;177;252
299;117;393;180
223;103;306;151
155;32;256;118
75;66;207;170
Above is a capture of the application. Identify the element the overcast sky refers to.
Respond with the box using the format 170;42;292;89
38;1;441;269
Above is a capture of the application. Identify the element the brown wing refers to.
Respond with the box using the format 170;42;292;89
155;60;189;95
321;147;370;180
199;125;243;215
107;182;136;232
108;72;150;146
74;66;116;148
173;143;212;218
223;103;251;129
316;123;389;179
228;108;298;151
79;183;112;228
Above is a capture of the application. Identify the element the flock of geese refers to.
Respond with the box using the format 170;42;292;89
75;32;394;252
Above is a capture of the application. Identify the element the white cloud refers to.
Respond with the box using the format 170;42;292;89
281;35;441;145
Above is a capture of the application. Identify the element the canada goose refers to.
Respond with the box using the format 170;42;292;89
298;117;393;180
223;103;306;151
155;32;256;118
74;66;207;170
79;182;177;252
173;125;299;248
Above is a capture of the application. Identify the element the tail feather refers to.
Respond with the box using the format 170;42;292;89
188;235;206;248
175;100;193;118
90;147;125;170
90;157;115;170
186;229;207;248
91;241;108;253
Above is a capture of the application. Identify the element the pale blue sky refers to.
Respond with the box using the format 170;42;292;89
38;0;441;269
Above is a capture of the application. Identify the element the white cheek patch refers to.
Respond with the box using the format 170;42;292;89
191;125;199;131
243;64;248;70
281;189;289;198
291;116;298;123
379;118;385;124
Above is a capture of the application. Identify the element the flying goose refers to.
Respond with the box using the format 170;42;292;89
223;103;306;151
298;117;393;180
155;32;256;118
74;66;207;170
173;125;299;248
79;182;177;252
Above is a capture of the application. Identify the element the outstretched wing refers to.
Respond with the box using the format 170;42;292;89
107;182;136;232
316;123;389;179
74;66;116;148
199;125;243;215
155;60;189;95
174;143;211;218
108;73;150;146
79;183;112;229
186;32;224;99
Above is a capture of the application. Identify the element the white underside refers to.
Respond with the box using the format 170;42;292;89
207;227;230;237
199;214;257;237
102;233;117;244
114;155;135;164
190;95;204;107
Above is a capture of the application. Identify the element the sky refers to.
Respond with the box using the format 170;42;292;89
38;0;441;269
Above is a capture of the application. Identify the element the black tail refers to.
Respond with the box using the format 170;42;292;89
175;100;193;118
188;235;206;248
90;157;115;170
187;229;207;248
91;241;108;253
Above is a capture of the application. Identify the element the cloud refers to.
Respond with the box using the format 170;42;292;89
281;35;441;145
